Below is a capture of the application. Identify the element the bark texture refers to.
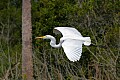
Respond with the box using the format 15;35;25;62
22;0;33;80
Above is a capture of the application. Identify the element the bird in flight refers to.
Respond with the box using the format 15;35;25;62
36;27;91;62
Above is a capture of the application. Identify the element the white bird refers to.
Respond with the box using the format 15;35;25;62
36;27;91;62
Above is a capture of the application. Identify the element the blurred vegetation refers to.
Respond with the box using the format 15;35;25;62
0;0;120;80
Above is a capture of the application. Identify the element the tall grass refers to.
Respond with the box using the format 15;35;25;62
0;24;21;80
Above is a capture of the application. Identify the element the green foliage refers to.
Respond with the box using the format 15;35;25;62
32;0;78;36
0;0;22;79
0;0;22;46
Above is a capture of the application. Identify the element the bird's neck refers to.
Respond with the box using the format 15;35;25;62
50;36;63;48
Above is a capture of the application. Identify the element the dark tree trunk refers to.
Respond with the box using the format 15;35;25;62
22;0;33;80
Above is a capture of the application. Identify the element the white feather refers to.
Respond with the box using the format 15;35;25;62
62;39;83;61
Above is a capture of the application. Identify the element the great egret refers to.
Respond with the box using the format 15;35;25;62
36;27;91;62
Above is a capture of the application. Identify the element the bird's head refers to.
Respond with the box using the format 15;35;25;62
35;35;53;39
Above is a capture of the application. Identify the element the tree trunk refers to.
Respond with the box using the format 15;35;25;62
22;0;33;80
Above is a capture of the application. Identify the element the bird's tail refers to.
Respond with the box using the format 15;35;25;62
83;37;91;46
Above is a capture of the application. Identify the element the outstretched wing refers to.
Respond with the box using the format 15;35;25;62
62;39;83;62
53;27;82;38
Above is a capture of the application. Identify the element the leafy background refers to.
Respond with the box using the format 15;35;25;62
0;0;119;80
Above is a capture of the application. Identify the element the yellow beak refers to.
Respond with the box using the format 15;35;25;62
35;36;46;39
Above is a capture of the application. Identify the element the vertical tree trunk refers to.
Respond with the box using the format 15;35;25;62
22;0;33;80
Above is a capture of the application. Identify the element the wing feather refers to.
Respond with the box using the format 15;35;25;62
53;27;82;38
62;39;83;62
